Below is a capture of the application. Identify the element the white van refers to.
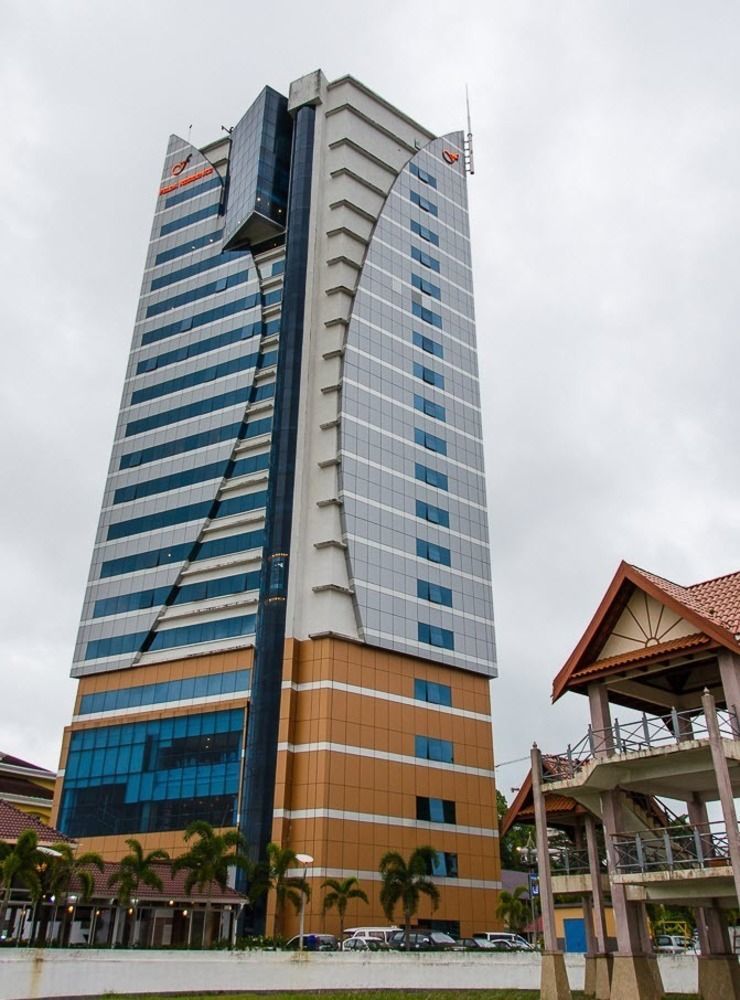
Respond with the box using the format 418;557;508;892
344;926;400;945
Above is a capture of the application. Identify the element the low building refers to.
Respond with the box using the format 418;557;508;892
531;561;740;1000
0;752;55;824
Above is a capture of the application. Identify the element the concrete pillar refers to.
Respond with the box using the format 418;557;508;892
697;954;740;999
588;684;614;755
600;789;664;999
718;650;740;736
702;688;740;903
584;813;609;954
531;744;572;1000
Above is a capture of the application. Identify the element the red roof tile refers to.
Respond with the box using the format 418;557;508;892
74;861;245;904
0;800;73;844
0;752;55;777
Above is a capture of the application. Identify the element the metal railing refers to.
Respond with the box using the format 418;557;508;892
549;847;592;876
611;820;732;875
542;706;739;782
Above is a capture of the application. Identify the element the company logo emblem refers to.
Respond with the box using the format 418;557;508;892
171;154;192;177
442;149;460;165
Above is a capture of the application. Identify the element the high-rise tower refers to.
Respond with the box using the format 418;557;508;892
53;70;500;936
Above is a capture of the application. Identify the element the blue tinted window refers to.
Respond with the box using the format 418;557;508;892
410;190;438;216
416;796;456;824
414;678;452;707
413;362;445;389
431;852;458;877
136;320;265;374
415;500;450;527
85;632;148;660
417;580;453;606
409;162;437;188
195;529;264;562
416;538;451;565
112;451;269;504
271;259;285;275
411;220;439;246
412;302;443;329
100;542;193;579
93;586;172;619
149;614;256;652
263;288;282;306
415;465;449;492
131;350;260;405
160;203;220;237
145;271;248;318
107;490;267;541
418;623;455;650
79;669;250;714
154;231;222;266
58;708;243;837
120;422;243;470
142;294;260;346
412;274;441;300
414;428;447;455
163;173;222;209
415;735;454;763
151;251;248;292
411;246;440;272
174;571;260;606
126;387;250;437
412;331;443;358
414;395;446;422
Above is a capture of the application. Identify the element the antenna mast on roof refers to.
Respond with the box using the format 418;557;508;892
464;85;475;175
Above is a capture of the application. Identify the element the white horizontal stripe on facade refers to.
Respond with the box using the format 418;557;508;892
277;741;495;779
285;867;501;891
72;688;250;723
383;212;473;274
342;412;484;481
389;184;470;230
362;627;494;671
371;235;473;291
348;314;479;387
345;534;492;585
342;491;487;550
280;679;491;723
273;807;498;840
358;580;493;628
365;262;474;319
340;451;487;515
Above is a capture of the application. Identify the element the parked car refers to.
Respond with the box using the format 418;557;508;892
457;936;499;950
342;936;388;951
473;932;533;950
388;930;457;950
344;926;400;945
285;933;339;951
654;934;694;954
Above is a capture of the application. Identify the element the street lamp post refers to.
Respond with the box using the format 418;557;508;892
295;853;314;952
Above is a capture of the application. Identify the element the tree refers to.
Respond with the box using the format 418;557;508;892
496;790;534;871
0;831;42;940
264;842;309;938
496;885;529;935
46;843;104;945
108;839;169;947
171;821;246;946
321;876;368;938
378;846;440;950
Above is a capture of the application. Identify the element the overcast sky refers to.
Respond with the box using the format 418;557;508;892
1;1;739;800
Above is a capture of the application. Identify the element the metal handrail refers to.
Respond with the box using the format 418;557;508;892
550;847;591;876
611;820;732;875
542;706;739;782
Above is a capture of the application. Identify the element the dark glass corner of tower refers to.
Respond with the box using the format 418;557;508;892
223;86;293;252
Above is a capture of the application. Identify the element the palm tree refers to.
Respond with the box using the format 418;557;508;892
321;876;368;939
495;885;529;935
378;846;440;950
265;842;309;938
46;843;104;945
171;821;246;946
0;830;42;941
107;839;169;947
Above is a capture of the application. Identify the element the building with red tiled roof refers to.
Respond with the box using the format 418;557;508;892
531;560;740;1000
0;799;72;846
